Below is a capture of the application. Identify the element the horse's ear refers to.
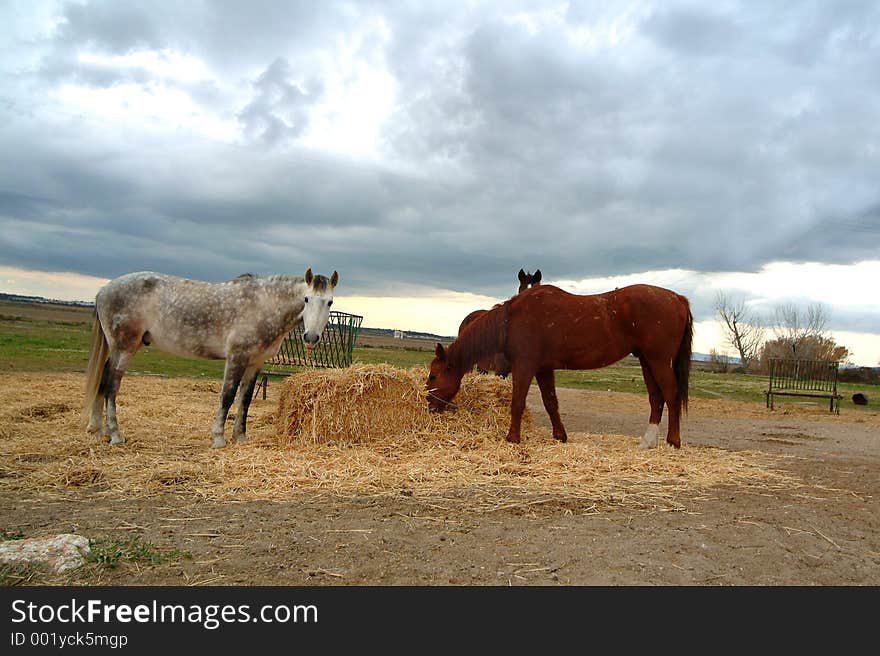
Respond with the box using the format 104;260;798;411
330;271;339;288
518;268;526;282
304;268;313;286
435;343;446;361
533;269;542;284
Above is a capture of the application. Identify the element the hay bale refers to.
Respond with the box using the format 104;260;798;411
276;364;529;446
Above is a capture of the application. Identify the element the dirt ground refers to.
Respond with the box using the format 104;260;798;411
1;379;878;586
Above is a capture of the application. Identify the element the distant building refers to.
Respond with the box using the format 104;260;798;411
393;329;408;339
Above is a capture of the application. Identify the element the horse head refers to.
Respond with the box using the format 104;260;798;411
517;268;542;294
302;268;339;349
426;342;462;412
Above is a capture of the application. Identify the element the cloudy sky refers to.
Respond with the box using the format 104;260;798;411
1;1;878;364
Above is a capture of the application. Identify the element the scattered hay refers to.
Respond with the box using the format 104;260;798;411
0;371;809;512
61;466;106;488
15;402;72;422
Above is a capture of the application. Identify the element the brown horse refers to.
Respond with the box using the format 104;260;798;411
457;268;542;376
427;284;693;448
516;268;542;294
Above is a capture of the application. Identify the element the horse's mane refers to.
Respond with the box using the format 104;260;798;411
233;273;305;282
262;273;306;288
307;274;333;293
447;301;509;373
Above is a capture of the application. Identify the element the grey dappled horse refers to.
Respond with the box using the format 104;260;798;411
83;269;338;448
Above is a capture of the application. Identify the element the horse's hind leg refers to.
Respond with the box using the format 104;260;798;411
645;359;682;449
637;354;665;449
232;365;261;444
535;369;567;442
104;350;134;445
211;355;248;449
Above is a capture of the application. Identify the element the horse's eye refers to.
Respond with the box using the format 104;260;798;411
304;297;309;303
328;300;333;307
428;374;436;381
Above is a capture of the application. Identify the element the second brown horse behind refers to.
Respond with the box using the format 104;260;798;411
427;283;693;448
457;268;541;376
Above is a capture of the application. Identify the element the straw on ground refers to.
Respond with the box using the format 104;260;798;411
0;368;799;512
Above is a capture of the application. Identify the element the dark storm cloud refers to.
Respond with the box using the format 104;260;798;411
37;1;161;85
56;1;162;54
38;0;362;84
0;113;487;289
641;6;744;57
1;0;879;333
237;58;323;145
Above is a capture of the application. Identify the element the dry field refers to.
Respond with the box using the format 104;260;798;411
357;331;449;350
1;369;877;585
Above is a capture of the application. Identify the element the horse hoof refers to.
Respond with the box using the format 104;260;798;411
86;423;102;435
212;437;226;449
235;435;248;445
505;435;521;444
109;435;125;446
640;425;659;449
554;433;568;443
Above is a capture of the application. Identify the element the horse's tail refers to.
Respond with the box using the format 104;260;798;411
82;310;109;424
674;299;694;413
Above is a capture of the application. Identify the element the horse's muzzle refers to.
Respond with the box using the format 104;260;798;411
426;391;450;413
303;332;320;350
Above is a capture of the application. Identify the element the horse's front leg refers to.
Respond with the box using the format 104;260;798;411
211;356;247;449
506;364;534;444
232;365;261;444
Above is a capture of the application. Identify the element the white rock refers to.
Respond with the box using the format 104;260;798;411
0;534;91;574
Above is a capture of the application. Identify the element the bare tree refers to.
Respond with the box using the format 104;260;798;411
713;292;764;371
770;302;831;358
761;301;850;366
708;348;730;373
